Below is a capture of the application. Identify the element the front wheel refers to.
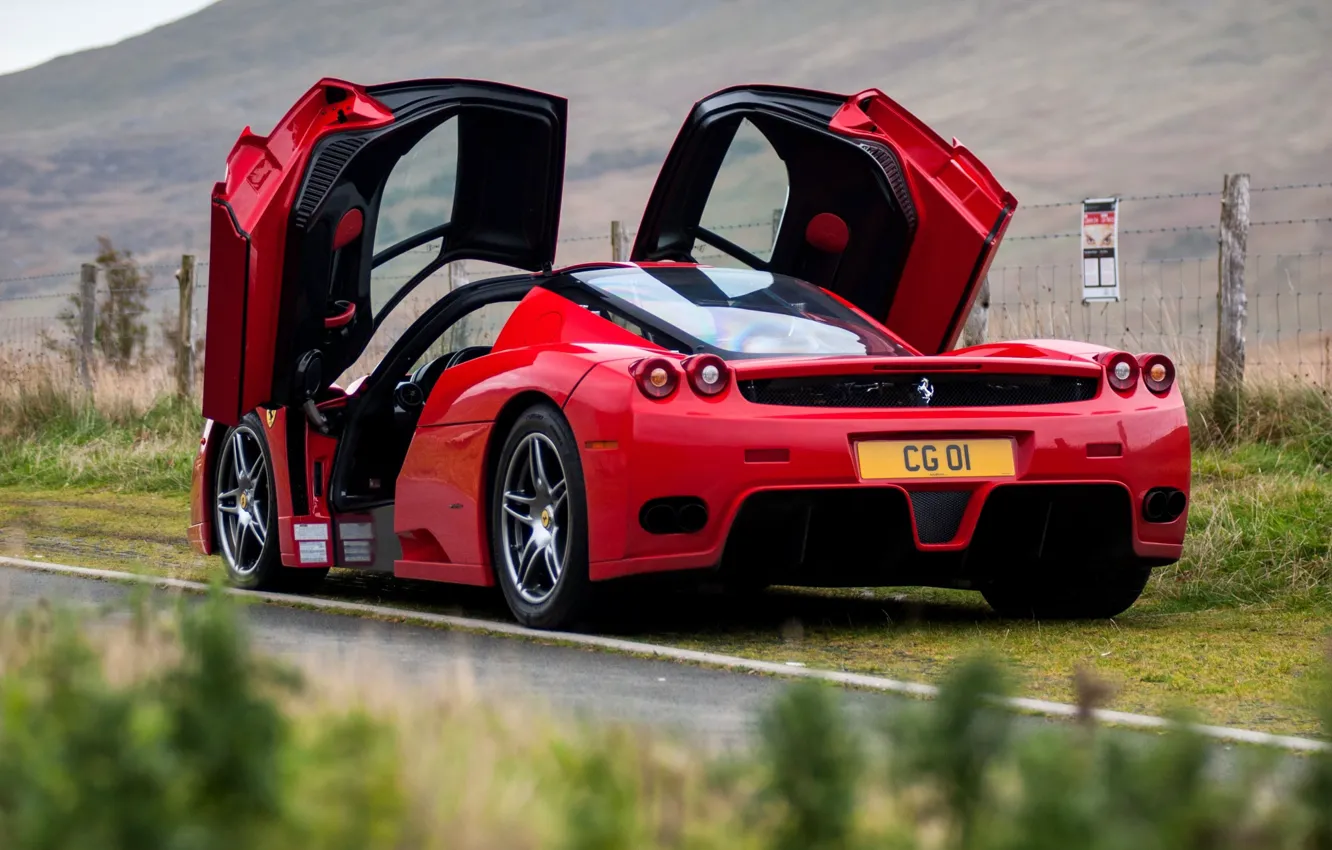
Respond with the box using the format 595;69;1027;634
490;403;591;629
214;412;328;592
980;564;1151;620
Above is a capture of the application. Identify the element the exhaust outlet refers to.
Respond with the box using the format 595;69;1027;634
1142;487;1186;523
1143;490;1168;522
1166;490;1187;520
677;502;709;534
639;497;708;535
641;503;678;535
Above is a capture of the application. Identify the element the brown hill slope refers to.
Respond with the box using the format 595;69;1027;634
0;0;1328;283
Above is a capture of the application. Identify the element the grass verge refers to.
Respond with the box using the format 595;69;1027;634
3;485;1330;737
3;374;1332;734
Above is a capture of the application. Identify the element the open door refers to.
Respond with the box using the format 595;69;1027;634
631;85;1015;355
204;78;566;425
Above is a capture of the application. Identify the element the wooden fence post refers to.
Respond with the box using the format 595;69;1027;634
175;254;196;399
961;275;990;348
1214;173;1250;432
610;220;628;262
78;263;96;393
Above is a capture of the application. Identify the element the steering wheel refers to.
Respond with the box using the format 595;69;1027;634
405;344;494;393
409;354;446;388
444;345;492;370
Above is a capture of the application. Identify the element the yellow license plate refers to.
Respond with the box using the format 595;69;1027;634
856;439;1015;480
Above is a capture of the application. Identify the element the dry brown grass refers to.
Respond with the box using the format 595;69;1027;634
0;353;181;429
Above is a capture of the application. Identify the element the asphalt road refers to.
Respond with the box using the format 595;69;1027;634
0;566;918;750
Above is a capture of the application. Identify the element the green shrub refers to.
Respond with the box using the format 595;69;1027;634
888;656;1013;848
758;682;863;850
0;588;403;850
553;729;650;850
0;592;1330;849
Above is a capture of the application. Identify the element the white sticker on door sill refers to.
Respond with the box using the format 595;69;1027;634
294;523;330;541
341;540;372;563
298;541;328;564
339;522;374;541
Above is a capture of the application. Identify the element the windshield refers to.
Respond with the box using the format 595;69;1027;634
571;266;909;357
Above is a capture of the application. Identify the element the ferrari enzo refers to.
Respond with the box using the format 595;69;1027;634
189;77;1189;628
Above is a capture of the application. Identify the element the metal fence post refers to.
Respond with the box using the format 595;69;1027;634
610;220;628;262
175;254;196;399
78;263;96;393
1214;173;1250;432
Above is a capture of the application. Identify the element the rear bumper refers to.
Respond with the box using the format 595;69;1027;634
569;381;1189;583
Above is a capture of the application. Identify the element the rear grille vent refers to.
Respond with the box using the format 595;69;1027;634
293;136;367;228
739;373;1098;408
908;490;971;544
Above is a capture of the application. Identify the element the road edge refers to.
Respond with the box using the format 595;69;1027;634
1;555;1326;754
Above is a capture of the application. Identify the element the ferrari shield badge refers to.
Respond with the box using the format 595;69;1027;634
265;408;277;428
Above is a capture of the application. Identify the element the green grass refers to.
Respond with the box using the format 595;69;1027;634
3;380;1332;735
3;485;1330;736
1161;444;1332;610
5;379;1332;610
0;372;199;493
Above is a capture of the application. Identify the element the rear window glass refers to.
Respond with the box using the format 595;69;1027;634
572;266;909;357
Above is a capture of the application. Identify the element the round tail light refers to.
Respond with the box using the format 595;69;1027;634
631;357;680;400
1100;351;1140;393
683;354;730;396
1138;353;1176;394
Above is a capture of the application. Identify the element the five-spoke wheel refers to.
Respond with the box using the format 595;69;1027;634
215;423;270;577
491;403;589;628
213;412;326;591
500;432;570;605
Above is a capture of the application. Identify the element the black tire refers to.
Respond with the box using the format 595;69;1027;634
490;402;591;629
980;563;1151;619
214;412;329;593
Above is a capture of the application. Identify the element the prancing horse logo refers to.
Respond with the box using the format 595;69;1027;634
916;377;935;405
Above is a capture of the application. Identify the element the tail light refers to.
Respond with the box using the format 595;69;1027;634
683;354;730;396
631;357;680;400
1138;353;1176;394
1098;351;1139;393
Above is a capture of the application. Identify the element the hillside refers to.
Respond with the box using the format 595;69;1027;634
0;0;1329;284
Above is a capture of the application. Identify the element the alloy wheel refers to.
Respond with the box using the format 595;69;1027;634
499;432;570;604
215;425;270;575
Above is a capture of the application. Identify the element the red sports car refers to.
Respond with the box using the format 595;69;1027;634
189;77;1189;628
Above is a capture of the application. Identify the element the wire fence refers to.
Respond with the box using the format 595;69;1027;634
2;179;1329;386
987;253;1332;384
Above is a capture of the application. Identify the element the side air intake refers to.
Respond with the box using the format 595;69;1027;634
293;136;368;228
857;141;918;234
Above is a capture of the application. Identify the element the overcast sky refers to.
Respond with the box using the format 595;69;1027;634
0;0;215;75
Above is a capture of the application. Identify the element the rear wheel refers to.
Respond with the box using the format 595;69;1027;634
214;413;328;592
490;403;590;629
980;564;1151;619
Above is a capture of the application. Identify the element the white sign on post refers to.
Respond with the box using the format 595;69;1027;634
1081;197;1120;303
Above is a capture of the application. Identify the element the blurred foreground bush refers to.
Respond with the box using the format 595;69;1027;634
0;589;1328;849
